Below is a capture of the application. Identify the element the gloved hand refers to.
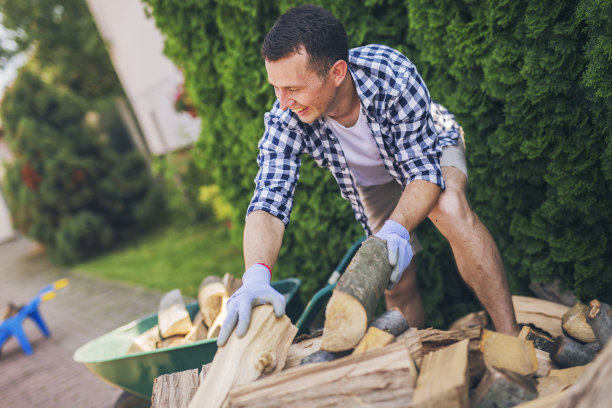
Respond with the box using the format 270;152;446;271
216;263;286;346
374;220;413;290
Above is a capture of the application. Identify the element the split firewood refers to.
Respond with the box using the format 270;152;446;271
158;289;193;338
222;272;242;297
412;338;470;408
320;237;392;352
518;325;556;354
206;292;228;340
228;340;417;408
184;311;208;343
556;339;612;408
562;301;596;343
512;295;569;338
353;307;409;354
586;299;612;347
398;326;485;382
551;334;600;368
157;334;187;349
284;331;323;369
300;349;351;365
187;305;297;408
151;368;199;408
537;364;590;397
128;324;161;354
449;310;488;331
480;329;538;376
534;349;552;377
471;366;538;408
198;276;228;328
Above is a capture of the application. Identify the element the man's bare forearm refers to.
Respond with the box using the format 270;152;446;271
244;210;285;270
389;180;441;231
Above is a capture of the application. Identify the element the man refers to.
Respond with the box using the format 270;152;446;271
217;5;518;346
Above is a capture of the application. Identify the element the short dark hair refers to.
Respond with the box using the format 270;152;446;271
261;5;349;78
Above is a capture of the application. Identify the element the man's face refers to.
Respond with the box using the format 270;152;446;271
265;50;340;124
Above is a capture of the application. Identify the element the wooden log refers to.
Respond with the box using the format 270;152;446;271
283;331;322;369
320;237;392;352
398;326;485;382
157;334;187;349
513;391;567;408
353;307;409;354
586;299;612;347
537;364;590;397
158;289;193;338
513;295;569;338
471;366;538;408
206;292;228;340
551;335;600;368
556;339;612;408
187;305;297;408
151;369;199;408
198;276;228;327
534;348;552;377
412;338;470;408
222;272;242;297
300;349;351;365
480;329;538;376
184;311;207;343
128;324;161;354
228;340;417;408
449;310;488;331
562;301;596;343
519;325;556;354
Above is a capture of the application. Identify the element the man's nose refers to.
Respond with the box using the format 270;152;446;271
277;89;294;110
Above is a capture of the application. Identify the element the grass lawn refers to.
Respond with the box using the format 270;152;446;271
75;219;244;299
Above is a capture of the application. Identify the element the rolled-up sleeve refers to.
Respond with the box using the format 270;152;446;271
387;66;444;190
247;111;304;227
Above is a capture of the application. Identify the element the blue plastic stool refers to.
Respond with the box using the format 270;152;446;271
0;287;54;355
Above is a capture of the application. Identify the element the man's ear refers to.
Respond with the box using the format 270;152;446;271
330;60;348;86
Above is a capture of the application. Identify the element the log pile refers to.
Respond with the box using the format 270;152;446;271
128;273;241;354
152;296;612;408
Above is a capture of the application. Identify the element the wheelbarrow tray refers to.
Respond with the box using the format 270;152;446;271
73;278;303;398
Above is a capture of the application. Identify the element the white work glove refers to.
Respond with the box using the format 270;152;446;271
216;263;285;346
374;220;413;290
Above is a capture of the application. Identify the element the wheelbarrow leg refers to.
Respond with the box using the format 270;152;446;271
29;309;51;337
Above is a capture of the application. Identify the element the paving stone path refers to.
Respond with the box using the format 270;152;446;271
0;236;168;407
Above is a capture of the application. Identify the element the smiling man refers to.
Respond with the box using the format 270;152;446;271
217;5;519;346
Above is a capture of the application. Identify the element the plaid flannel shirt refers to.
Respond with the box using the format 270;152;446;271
248;44;461;234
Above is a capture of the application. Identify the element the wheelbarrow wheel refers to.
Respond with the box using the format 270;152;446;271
114;391;150;408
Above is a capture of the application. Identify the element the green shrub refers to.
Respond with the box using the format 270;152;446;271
142;0;611;325
1;68;164;264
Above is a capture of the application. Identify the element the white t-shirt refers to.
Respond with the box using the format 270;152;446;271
325;106;393;187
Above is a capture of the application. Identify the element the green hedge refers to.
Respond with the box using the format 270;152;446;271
143;0;611;326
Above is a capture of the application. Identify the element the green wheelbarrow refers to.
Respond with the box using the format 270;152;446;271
73;237;365;400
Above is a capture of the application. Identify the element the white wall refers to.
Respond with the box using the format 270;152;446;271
86;0;200;155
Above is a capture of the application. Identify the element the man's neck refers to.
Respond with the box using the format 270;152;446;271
327;74;360;128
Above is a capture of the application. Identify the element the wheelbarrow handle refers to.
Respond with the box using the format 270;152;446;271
295;237;366;335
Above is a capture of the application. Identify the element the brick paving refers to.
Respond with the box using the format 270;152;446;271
0;236;168;408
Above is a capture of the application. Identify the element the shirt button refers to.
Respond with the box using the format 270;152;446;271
341;167;346;171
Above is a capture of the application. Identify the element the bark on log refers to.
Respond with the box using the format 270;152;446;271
300;349;351;365
562;302;596;343
557;339;612;408
187;305;297;408
471;366;538;408
480;329;538;376
321;237;392;352
551;335;600;368
152;369;199;408
413;338;470;408
518;325;556;354
586;299;612;347
353;307;409;354
512;296;569;338
228;340;417;408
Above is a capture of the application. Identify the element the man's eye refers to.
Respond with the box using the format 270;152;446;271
289;88;298;92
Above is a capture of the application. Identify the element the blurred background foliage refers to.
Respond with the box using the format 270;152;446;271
141;0;611;327
0;0;164;264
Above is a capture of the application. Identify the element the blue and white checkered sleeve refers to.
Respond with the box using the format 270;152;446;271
247;112;303;227
387;67;444;189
